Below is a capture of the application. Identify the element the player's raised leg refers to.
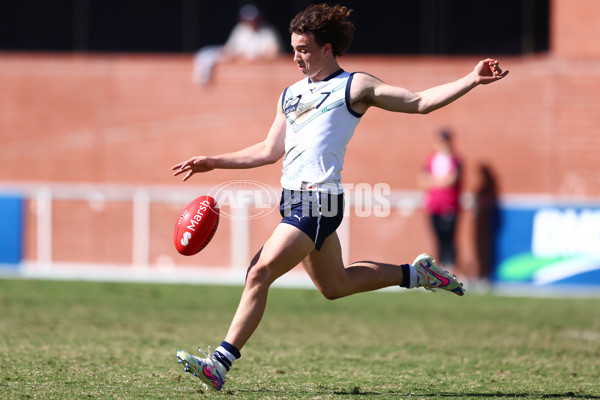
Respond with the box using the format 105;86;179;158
301;232;413;299
302;233;464;298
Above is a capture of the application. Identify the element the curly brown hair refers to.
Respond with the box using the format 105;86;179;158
289;4;355;57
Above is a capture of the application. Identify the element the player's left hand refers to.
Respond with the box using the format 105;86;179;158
474;58;509;85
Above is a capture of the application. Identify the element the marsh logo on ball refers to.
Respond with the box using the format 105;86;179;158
174;196;220;256
180;231;192;247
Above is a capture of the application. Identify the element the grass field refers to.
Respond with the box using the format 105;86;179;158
0;279;599;399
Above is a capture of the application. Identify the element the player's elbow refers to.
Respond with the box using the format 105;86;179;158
416;100;436;114
400;97;433;114
263;151;282;166
412;94;436;114
262;146;284;166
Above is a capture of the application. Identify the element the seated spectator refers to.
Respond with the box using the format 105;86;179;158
193;4;283;85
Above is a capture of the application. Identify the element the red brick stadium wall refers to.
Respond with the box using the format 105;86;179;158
552;0;600;59
2;52;599;190
1;51;599;278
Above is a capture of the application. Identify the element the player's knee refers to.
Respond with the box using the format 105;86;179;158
245;262;274;288
318;285;344;300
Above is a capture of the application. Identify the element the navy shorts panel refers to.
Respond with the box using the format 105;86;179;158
279;189;344;250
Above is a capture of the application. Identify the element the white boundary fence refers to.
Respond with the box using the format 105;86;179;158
0;182;427;287
3;182;600;295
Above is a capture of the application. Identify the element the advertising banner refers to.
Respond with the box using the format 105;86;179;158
495;201;600;287
0;194;24;266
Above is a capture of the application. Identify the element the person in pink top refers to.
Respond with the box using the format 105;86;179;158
420;129;462;273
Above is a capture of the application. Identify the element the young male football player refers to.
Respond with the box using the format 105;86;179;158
173;3;508;391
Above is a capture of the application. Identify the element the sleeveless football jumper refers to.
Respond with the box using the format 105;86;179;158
280;69;362;194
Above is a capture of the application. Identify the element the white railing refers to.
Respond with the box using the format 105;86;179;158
0;181;426;286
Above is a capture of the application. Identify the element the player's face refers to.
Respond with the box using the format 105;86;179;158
291;32;329;78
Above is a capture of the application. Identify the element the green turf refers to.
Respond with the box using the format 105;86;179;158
0;279;599;399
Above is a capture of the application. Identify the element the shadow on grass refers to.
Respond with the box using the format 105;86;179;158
432;393;597;399
233;388;599;399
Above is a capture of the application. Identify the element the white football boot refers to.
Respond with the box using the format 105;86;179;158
412;253;465;296
176;347;228;391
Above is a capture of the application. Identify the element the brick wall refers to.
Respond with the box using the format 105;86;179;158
1;50;599;277
2;53;599;194
551;0;600;58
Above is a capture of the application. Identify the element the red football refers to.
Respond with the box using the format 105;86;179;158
174;195;220;256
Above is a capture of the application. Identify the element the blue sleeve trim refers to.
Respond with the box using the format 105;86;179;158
345;73;363;118
281;87;289;111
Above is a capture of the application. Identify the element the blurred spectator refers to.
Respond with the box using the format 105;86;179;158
419;129;462;273
475;163;500;282
192;4;283;85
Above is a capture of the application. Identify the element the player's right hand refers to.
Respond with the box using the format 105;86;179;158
172;156;216;181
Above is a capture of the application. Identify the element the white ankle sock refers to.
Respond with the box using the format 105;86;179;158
409;265;419;288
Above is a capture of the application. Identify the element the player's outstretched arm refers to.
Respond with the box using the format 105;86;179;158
172;95;287;181
350;58;508;115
